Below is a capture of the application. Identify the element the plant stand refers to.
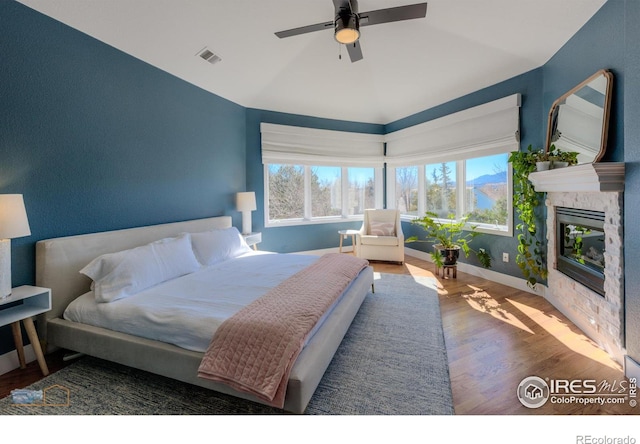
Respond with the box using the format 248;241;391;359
435;263;457;279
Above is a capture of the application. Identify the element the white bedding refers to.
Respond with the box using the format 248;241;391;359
64;251;321;352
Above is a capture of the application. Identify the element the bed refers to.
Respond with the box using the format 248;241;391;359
35;216;374;413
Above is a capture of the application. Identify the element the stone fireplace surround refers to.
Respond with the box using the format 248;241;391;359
528;163;625;364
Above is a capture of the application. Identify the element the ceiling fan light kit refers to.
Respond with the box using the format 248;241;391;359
334;13;360;44
275;1;428;63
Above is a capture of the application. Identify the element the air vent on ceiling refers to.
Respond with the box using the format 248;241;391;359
197;47;222;65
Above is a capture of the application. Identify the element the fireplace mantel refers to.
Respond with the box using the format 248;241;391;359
528;162;625;192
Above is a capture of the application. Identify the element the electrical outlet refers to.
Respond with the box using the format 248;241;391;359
502;252;509;262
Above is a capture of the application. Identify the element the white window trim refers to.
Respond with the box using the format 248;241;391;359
388;161;513;237
264;164;383;228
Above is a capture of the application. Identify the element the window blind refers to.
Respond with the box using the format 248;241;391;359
261;123;385;167
385;94;522;166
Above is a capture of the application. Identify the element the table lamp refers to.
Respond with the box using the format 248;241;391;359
0;194;31;298
236;192;257;235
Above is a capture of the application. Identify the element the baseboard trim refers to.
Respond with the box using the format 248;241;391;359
402;247;546;296
625;355;640;380
0;345;36;376
296;246;545;296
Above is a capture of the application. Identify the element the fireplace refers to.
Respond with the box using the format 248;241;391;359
555;207;605;297
528;163;625;364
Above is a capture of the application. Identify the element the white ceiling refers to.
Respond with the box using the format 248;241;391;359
19;0;606;124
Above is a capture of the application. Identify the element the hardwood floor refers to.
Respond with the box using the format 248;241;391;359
374;256;638;415
1;255;637;415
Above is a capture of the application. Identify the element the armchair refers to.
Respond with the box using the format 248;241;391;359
356;209;404;264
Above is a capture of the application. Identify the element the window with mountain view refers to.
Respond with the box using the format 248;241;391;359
391;153;511;235
464;153;509;229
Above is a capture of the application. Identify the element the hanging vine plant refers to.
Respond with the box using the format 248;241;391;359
508;145;548;288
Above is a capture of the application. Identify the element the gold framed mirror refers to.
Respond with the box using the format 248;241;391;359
545;69;613;164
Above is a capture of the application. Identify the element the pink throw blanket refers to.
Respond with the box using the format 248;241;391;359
197;253;369;408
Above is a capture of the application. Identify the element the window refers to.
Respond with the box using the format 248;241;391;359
394;166;419;216
385;94;520;236
465;153;509;229
425;162;457;218
310;166;341;218
389;153;512;235
261;123;385;227
267;164;304;221
347;167;376;216
265;165;382;225
261;94;518;232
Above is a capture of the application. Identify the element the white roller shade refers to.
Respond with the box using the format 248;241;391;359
385;94;521;166
261;123;385;167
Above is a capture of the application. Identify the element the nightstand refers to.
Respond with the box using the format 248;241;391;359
243;232;262;250
0;285;51;376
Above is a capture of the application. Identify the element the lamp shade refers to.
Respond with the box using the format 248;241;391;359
236;192;257;212
0;194;31;239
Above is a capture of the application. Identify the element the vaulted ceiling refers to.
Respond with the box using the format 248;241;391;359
19;0;606;124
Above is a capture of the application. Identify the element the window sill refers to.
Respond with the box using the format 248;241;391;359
399;215;512;237
265;215;365;228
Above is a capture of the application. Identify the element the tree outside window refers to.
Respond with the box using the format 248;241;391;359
425;162;456;218
268;164;304;221
395;166;418;216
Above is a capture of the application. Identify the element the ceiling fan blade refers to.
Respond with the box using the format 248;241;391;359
359;2;428;27
332;0;347;11
275;20;333;39
346;41;363;62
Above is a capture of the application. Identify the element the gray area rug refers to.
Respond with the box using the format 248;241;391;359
0;273;454;415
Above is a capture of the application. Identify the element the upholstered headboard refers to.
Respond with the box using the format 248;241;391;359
35;216;232;339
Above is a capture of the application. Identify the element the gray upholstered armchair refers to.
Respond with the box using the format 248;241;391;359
356;209;404;264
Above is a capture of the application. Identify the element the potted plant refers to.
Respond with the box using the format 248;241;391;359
406;212;491;269
508;145;547;288
534;149;551;171
550;145;579;168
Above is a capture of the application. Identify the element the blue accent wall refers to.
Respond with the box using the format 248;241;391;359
0;3;246;354
623;0;640;367
543;0;624;162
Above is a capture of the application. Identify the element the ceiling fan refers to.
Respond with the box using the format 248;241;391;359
274;1;428;63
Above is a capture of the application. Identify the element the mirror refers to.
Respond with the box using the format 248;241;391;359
545;69;613;164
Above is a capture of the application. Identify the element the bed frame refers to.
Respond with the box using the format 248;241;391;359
35;216;373;414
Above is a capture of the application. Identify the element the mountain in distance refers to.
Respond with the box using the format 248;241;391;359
466;170;507;186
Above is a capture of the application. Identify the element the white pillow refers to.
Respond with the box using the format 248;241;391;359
190;226;252;266
369;221;395;236
80;233;201;303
